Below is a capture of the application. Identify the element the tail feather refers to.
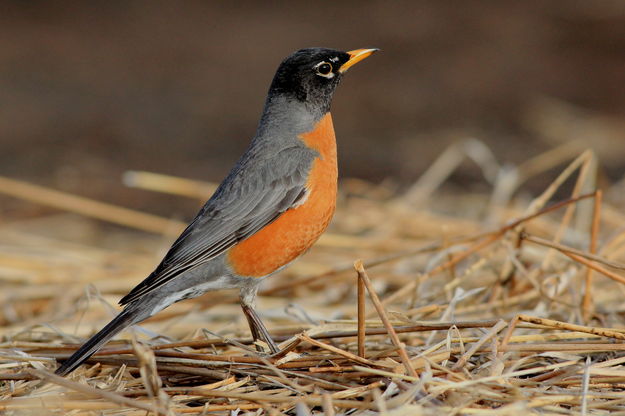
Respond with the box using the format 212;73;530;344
55;309;137;376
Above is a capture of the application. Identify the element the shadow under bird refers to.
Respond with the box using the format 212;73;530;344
55;47;378;376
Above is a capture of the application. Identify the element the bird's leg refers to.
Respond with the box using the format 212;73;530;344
241;303;280;354
239;283;279;354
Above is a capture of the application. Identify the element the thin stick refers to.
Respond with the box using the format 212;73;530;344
143;389;372;410
516;314;625;341
581;356;591;416
516;140;585;184
583;189;602;320
297;334;376;367
521;233;625;270
354;260;418;377
498;343;625;352
499;314;520;359
122;170;217;200
357;270;366;358
564;251;625;287
26;369;169;415
506;191;596;231
0;175;186;236
0;399;134;411
322;393;336;416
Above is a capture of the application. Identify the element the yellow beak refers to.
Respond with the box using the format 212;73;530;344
339;48;379;73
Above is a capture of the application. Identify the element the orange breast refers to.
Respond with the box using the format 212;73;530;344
227;113;338;277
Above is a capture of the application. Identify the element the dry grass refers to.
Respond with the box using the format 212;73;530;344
2;142;625;415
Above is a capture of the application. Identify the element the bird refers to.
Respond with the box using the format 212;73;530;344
55;47;378;376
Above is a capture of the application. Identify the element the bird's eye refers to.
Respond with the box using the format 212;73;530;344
317;63;332;74
315;62;334;78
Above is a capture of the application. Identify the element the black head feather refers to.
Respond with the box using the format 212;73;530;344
268;48;351;113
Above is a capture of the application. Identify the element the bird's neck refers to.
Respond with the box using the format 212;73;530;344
256;94;329;139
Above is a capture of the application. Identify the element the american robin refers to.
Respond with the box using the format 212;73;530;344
55;47;378;376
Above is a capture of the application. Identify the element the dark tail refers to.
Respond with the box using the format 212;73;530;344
55;309;137;376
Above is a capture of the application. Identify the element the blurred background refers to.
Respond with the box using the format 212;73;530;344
1;1;625;219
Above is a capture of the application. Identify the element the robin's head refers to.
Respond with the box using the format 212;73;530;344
268;47;378;113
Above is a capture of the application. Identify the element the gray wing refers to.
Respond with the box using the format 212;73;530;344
119;145;315;305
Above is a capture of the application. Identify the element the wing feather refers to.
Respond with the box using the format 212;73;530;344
119;145;315;305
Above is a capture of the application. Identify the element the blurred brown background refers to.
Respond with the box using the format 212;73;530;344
1;1;624;218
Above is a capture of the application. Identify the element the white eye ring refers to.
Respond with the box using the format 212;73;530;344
314;62;335;79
